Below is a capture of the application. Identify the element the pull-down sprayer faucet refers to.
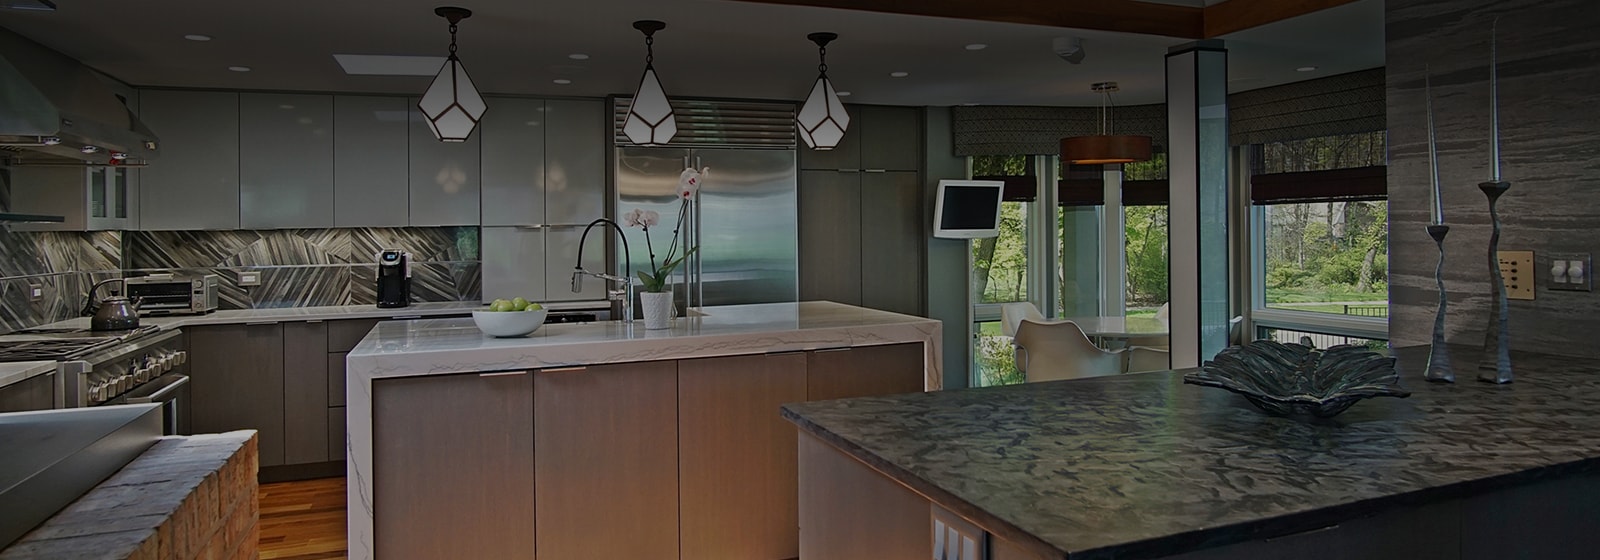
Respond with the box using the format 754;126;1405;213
573;218;634;323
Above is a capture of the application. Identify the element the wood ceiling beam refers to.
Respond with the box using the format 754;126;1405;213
719;0;1363;40
720;0;1206;39
1202;0;1362;38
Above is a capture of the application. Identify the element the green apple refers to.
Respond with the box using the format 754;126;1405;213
511;297;531;311
527;302;543;311
489;299;513;312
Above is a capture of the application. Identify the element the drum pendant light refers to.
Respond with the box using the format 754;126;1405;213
1060;82;1152;165
795;32;849;150
419;6;487;142
622;20;677;146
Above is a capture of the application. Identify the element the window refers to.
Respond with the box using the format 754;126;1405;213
974;321;1023;387
1254;132;1388;319
1121;154;1168;317
970;155;1031;304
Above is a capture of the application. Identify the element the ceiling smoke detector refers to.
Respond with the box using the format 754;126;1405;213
1053;36;1085;65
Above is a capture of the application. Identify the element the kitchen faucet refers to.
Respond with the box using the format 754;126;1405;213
573;218;635;323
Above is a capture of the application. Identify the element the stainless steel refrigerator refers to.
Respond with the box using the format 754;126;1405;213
615;147;798;308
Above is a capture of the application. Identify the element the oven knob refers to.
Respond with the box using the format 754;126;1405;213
117;375;132;393
173;351;187;365
135;367;151;382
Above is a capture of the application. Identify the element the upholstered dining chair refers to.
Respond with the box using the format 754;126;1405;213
1000;302;1045;338
1013;319;1125;382
1125;346;1172;373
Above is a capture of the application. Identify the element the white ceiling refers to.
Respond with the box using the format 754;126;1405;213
0;0;1383;107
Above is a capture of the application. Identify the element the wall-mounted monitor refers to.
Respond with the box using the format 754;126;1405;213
933;179;1005;239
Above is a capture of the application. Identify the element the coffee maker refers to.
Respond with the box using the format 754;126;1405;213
376;249;411;308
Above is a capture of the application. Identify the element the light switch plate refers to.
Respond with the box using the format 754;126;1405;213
1549;252;1593;292
27;283;42;302
238;271;262;286
1498;251;1534;300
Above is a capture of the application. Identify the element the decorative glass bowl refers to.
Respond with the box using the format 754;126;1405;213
1184;341;1409;417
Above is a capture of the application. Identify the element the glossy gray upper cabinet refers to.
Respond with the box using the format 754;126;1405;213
481;227;546;303
335;96;411;228
139;90;240;230
859;105;921;171
407;97;481;226
480;97;546;227
240;93;334;229
547;226;608;302
797;103;862;172
543;99;606;226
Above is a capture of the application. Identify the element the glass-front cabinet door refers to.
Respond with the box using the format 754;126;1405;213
86;166;130;230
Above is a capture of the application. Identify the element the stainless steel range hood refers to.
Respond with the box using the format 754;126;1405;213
0;27;158;165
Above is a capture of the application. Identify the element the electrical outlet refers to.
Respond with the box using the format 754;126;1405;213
1549;252;1592;292
26;283;42;302
1498;251;1534;300
238;271;262;286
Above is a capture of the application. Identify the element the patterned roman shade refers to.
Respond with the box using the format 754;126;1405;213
1229;68;1386;146
950;67;1386;155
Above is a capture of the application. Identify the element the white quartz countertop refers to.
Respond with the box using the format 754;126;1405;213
0;361;58;390
348;301;942;379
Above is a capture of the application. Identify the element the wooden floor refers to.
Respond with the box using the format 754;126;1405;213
259;477;348;560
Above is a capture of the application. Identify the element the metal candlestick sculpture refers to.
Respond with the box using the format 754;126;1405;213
1478;20;1514;384
1423;70;1453;382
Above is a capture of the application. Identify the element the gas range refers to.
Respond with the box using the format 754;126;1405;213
0;326;186;408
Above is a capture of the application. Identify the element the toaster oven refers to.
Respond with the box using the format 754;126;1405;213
124;274;219;315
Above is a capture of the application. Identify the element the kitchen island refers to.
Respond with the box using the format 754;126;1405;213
783;346;1600;560
344;301;941;560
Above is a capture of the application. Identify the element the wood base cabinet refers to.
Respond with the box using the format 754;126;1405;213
374;371;535;560
535;361;679;560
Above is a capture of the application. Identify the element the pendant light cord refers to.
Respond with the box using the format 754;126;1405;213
818;44;828;75
645;34;655;68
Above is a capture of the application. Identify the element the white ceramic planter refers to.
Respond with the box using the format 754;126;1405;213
641;291;675;330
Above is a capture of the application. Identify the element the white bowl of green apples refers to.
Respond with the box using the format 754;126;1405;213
473;297;548;337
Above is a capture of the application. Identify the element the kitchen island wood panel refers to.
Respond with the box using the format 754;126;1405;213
678;352;808;560
373;371;535;560
534;361;679;559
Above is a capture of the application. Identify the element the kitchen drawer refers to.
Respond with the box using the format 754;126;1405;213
328;352;347;407
329;319;381;353
329;406;346;462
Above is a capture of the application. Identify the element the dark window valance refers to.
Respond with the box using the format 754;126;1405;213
1058;179;1170;207
974;175;1038;202
950;67;1386;155
1250;166;1387;205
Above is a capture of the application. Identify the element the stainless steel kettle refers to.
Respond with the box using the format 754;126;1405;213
85;278;142;331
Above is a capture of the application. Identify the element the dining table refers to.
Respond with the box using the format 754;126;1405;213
1053;315;1170;338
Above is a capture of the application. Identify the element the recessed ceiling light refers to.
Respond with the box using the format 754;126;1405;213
1297;66;1318;72
890;71;909;78
278;104;295;110
965;44;987;51
228;66;251;72
184;34;212;42
960;102;979;106
553;78;572;85
836;91;851;97
568;53;589;60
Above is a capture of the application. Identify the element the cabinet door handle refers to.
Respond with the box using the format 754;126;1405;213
390;315;423;320
244;321;280;326
837;168;861;173
814;346;852;353
479;370;531;378
864;169;887;173
540;366;588;373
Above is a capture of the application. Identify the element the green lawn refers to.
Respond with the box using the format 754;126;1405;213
1266;286;1387;304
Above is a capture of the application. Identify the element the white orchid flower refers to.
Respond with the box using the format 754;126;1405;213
677;166;710;199
642;210;660;227
623;208;643;227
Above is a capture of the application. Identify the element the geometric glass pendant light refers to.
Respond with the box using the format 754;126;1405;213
622;20;677;146
795;32;849;150
419;6;487;142
1060;81;1152;165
